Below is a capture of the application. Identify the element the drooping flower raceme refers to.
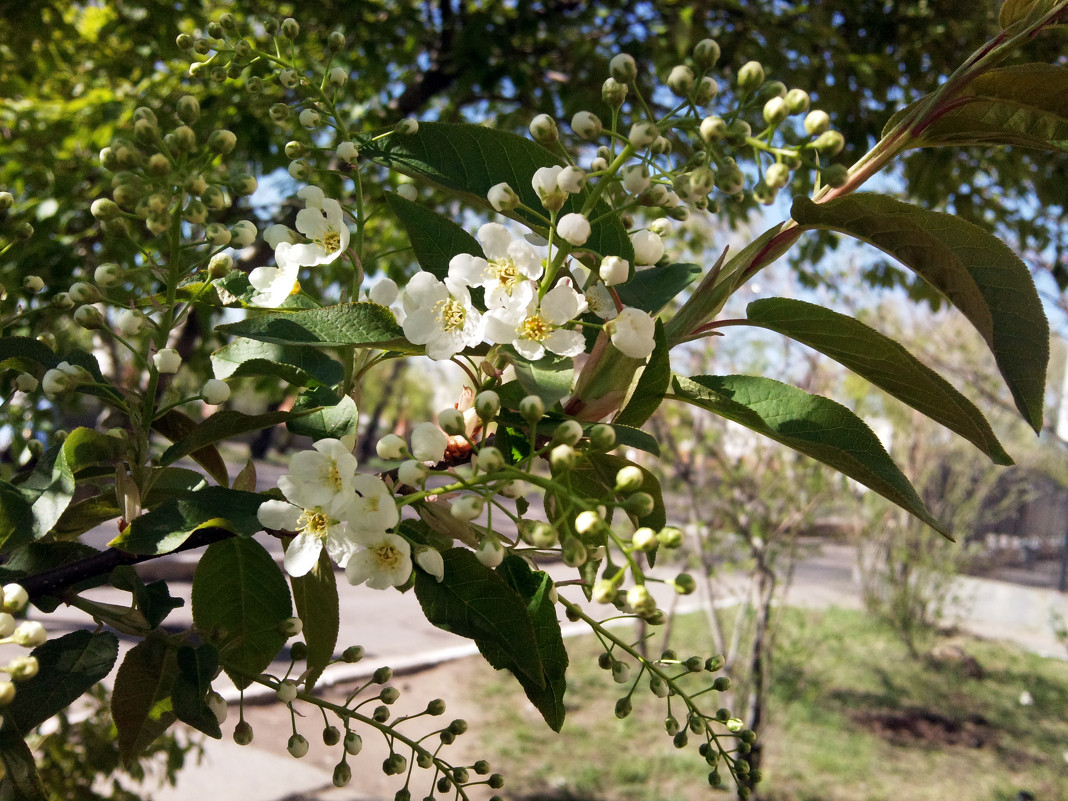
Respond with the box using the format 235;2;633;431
484;278;588;360
400;272;484;361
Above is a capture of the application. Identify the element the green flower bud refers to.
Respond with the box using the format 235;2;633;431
614;465;644;493
552;419;583;447
176;33;194;50
715;162;745;195
529;521;558;548
176;95;200;124
614;697;632;718
758;80;787;100
699;115;727;144
234;40;252;60
262;17;279;35
657;526;683;548
736;61;765;93
380;686;400;704
529;113;558;144
561;536;588;567
344;731;363;755
725;119;751;145
589;424;616;450
609;53;637;84
674;573;697;595
426;698;446;715
476;446;503;473
373;666;393;684
287;733;309;758
373;704;390;722
207;22;224;39
813;129;845;156
602;77;628;108
821;163;849;187
270;103;291;122
693;38;721;69
173;125;197;151
763;96;789;126
0;191;14;211
765;162;790;189
474;390;500;421
280;17;300;38
15;221;34;240
673;730;688;749
519;394;544;424
395;118;419;135
666;64;695;97
712;676;731;691
230;173;257;195
328;31;346;50
333;761;352;787
233;720;254;745
631;527;658;551
624;491;654;517
785;88;810;114
804;109;831;136
209;129;238;155
592;578;617;604
694;76;719;105
342;645;364;662
753;180;778;206
550;444;576;472
289;640;308;660
322;725;341;746
665;714;680;735
627;585;656;614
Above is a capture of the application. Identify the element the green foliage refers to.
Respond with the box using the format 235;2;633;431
383;191;484;279
216;303;415;350
290;552;340;690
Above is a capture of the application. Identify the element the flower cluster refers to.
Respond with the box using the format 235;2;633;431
0;584;44;707
255;438;433;587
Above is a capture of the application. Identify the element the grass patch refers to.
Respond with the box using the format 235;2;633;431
477;606;1068;801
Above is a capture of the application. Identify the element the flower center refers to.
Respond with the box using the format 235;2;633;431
435;298;467;332
486;259;523;293
297;509;330;541
375;543;403;569
322;461;343;492
318;229;341;254
519;314;551;342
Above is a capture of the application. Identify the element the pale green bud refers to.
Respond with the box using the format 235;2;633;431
551;419;583;447
693;38;721;69
287;733;309;758
280;17;300;38
602;77;628;108
699;116;727;144
550;444;576;472
519;394;544;424
804;109;831;136
666;64;695;97
614;465;644;493
208;129;237;155
176;95;200;124
609;53;637;83
785;88;810;114
529;113;558;144
694;76;719;104
737;60;765;93
813;129;845;156
763;96;789;125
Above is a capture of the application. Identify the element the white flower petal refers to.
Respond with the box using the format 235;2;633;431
545;328;586;358
283;532;323;577
258;500;302;531
477;223;511;260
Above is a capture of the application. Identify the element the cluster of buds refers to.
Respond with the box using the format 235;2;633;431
0;584;45;707
92;98;254;242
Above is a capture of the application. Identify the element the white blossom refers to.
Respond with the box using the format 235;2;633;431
376;434;407;460
348;474;400;534
278;438;360;519
484;278;588;360
448;223;543;308
368;277;399;307
345;530;412;589
609;307;656;359
273;187;351;271
248;261;300;308
585;283;619;321
337;141;359;163
557;166;586;194
400;272;484;360
201;379;230;405
487;182;519;211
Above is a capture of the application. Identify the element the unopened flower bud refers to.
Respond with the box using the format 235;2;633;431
570;110;602;140
337;141;359;163
278;69;299;89
415;547;445;582
0;681;15;706
476;446;503;473
152;348;182;374
615;465;644;493
452;495;484;522
15;221;34;240
343;731;363;755
230;220;257;247
176;95;200;124
398;459;428;487
693;38;721;69
299;108;320;129
332;761;352;787
75;305;105;329
12;621;46;648
529;114;558;144
557;213;591;246
624;491;654;517
115;309;144;337
519;394;544;424
474;390;500;421
176;33;194;50
694;76;719;105
627;585;656;614
674;573;697;595
475;535;504;567
488;182;519;211
376;434;407;460
276;680;298;704
13;374;37;393
288;159;309;180
90;198;121;220
342;645;365;663
621;164;650;195
394;118;419;135
280;17;300;38
287;733;309;758
814;130;846;157
667;64;695;97
0;613;15;637
589;424;616;450
328;31;346;49
396;184;417;201
631;527;658;551
602;77;628;108
23;275;44;293
737;61;765;93
208;129;238;155
437;407;466;436
550;444;575;472
94;263;120;286
804;109;831;136
329;67;348;87
657;526;683;548
609;53;637;83
785;88;810;114
765;163;791;189
763;96;789;126
207;691;228;724
628;121;658;149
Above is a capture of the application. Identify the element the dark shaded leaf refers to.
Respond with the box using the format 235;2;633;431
384;191;484;279
112;636;179;761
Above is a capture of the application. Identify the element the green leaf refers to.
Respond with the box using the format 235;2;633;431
0;482;33;553
111;486;267;555
745;298;1013;464
153;410;229;487
883;65;1068;152
384;191;484;279
0;334;54;372
414;548;544;687
286;386;359;442
361;122;633;261
792;194;1048;431
2;630;119;735
616;263;702;315
212;338;345;386
0;541;99;612
111;636;179;761
615;320;670;428
159;409;312;471
52;493;121;541
509;350;574;408
0;726;47;801
192;537;292;689
110;566;184;629
999;0;1060;28
670;374;949;536
15;428;121;544
493;556;568;731
597;422;661;457
172;644;222;739
216;303;415;351
290;551;339;691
